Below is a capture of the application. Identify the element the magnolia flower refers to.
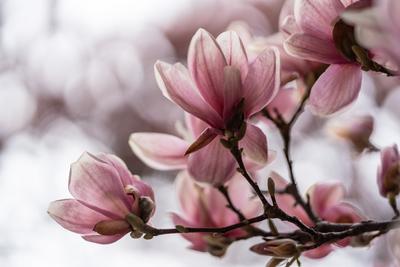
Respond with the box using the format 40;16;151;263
130;113;271;185
48;153;155;244
270;172;362;258
327;114;374;152
284;0;368;115
171;171;261;256
377;145;400;198
154;28;279;161
342;0;400;71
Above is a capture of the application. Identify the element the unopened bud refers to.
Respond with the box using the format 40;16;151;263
93;219;131;236
204;235;232;257
139;196;155;223
377;145;400;198
250;239;299;259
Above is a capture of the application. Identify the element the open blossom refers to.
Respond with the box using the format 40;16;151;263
171;171;261;256
377;145;400;198
48;153;155;244
130;113;271;185
154;28;279;165
270;172;362;258
284;0;367;115
342;0;400;71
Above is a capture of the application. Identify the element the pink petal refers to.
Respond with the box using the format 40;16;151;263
171;213;207;251
240;124;269;165
216;31;248;80
95;154;133;187
304;244;334;259
82;234;126;244
185;113;209;138
270;172;313;226
129;133;188;170
284;33;344;64
322;202;362;247
222;66;243;121
294;0;345;38
187;138;236;186
227;175;262;219
243;47;280;116
188;29;227;115
48;199;109;234
308;182;345;216
175;171;203;223
308;64;362;116
185;128;218;155
322;202;362;224
155;61;223;128
281;15;300;37
68;152;132;219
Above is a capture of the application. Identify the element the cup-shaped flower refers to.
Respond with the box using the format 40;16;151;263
48;152;155;244
250;239;299;259
342;0;400;71
130;113;272;186
154;28;279;162
327;114;374;152
270;172;362;258
284;0;370;115
377;145;400;198
171;171;261;256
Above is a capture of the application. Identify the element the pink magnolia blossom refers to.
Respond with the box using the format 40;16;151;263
48;153;155;244
270;172;362;258
171;171;261;255
154;28;279;163
130;113;271;185
284;0;365;115
377;145;400;198
342;0;400;71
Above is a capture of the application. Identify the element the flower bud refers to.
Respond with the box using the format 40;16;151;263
377;145;400;197
328;115;374;152
94;220;131;236
250;239;299;259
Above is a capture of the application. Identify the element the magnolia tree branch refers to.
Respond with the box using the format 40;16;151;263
262;72;320;223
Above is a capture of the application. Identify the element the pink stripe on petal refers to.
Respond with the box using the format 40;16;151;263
48;199;109;234
295;0;345;38
188;138;236;186
240;124;269;165
243;47;280;116
308;64;362;116
155;61;223;128
216;31;249;80
284;33;344;64
222;66;243;121
129;133;188;170
188;29;227;115
68;153;132;218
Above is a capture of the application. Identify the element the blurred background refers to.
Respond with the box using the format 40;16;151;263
0;0;400;266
